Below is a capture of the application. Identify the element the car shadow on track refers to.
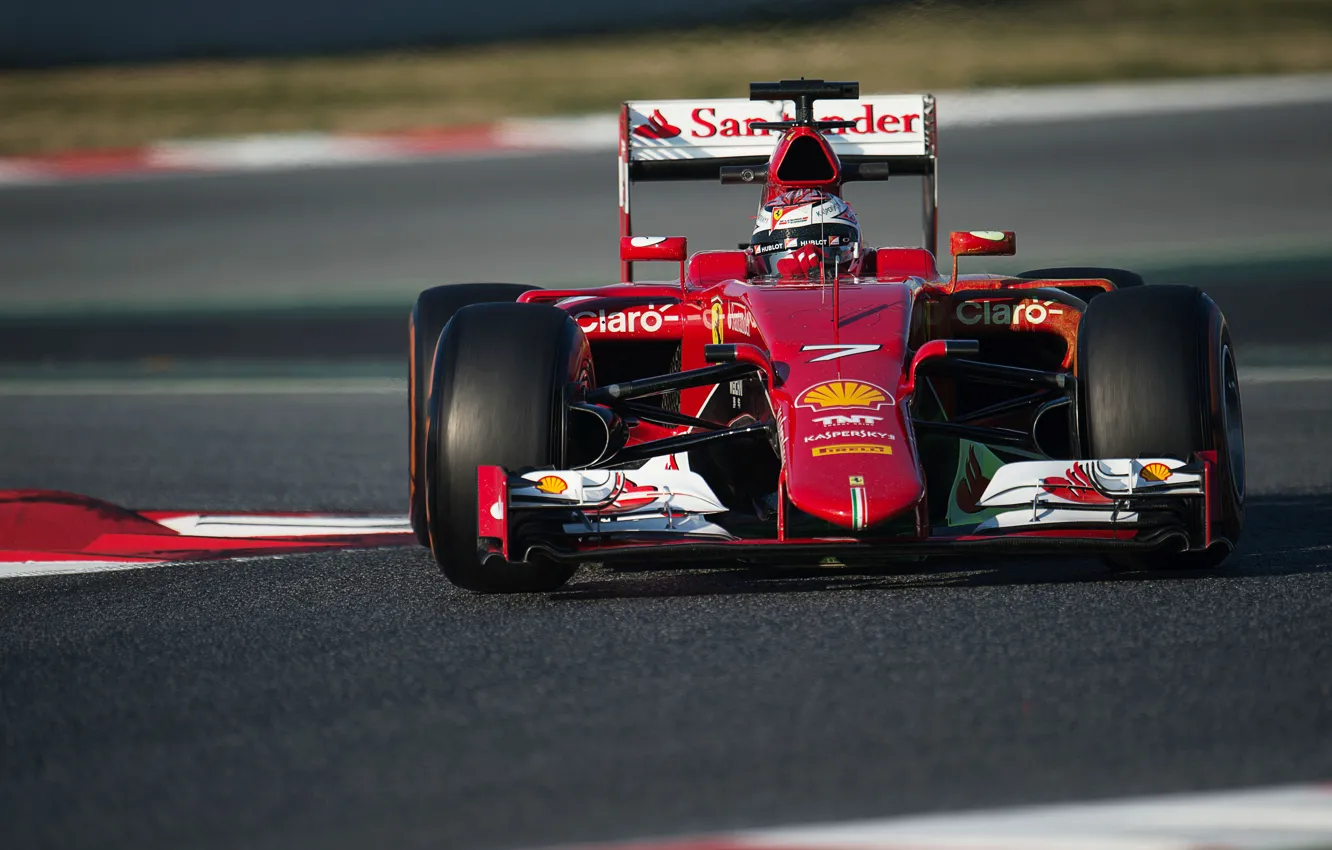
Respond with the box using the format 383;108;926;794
548;494;1332;602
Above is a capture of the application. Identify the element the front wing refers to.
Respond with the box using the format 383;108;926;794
475;455;1219;566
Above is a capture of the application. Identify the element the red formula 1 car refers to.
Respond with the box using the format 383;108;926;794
408;79;1245;593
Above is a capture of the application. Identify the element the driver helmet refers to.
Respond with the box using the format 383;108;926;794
750;189;861;279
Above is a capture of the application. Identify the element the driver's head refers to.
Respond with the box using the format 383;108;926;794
750;189;861;279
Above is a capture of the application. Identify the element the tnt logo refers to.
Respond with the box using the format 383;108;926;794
812;414;883;427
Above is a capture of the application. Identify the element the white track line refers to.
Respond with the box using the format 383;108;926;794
1239;366;1332;384
0;377;406;395
550;783;1332;850
155;513;412;537
935;73;1332;127
503;73;1332;145
0;559;167;579
0;511;414;579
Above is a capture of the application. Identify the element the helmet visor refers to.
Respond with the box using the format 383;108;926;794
751;224;858;278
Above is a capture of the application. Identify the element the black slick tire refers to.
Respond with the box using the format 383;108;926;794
425;302;588;593
410;283;536;547
1078;285;1245;569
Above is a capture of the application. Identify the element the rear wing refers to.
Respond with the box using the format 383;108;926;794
618;92;938;280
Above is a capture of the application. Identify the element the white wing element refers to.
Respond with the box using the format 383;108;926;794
975;508;1141;532
156;514;412;538
636;452;692;473
625;95;931;162
978;458;1203;509
971;458;1203;532
512;467;733;539
561;514;735;538
512;468;727;516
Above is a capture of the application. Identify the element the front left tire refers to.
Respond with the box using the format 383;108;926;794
424;301;588;593
410;283;537;547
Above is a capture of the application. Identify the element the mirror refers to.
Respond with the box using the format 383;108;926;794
950;230;1016;257
620;235;688;263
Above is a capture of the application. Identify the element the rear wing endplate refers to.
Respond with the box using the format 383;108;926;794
618;93;938;280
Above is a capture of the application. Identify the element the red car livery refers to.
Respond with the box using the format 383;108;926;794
408;79;1245;593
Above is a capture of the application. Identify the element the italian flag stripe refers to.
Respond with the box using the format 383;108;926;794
851;486;867;530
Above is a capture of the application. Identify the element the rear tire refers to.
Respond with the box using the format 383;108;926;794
1078;285;1245;569
410;283;537;547
425;302;588;592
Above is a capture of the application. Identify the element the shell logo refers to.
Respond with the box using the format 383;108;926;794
797;381;894;411
1140;462;1173;482
536;475;568;495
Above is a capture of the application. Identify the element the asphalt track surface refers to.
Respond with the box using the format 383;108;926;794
2;377;1331;850
3;100;1332;850
1;102;1331;309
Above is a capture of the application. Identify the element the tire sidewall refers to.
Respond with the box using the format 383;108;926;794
1078;286;1244;559
1203;302;1246;544
410;283;537;547
425;302;590;592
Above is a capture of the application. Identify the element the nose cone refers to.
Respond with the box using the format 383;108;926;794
777;375;927;530
784;398;924;531
740;280;925;533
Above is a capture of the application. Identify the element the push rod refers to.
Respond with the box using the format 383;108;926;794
609;423;771;464
586;363;758;404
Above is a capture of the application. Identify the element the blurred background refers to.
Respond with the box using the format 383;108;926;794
3;4;1332;850
0;0;1327;396
3;0;1331;151
2;0;1330;363
0;0;1329;312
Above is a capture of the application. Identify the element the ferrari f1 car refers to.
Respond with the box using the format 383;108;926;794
408;79;1245;593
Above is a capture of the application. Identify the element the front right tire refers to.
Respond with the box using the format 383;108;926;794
1077;285;1245;569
